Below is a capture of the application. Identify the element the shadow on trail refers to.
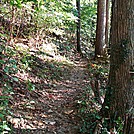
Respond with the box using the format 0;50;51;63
3;51;91;134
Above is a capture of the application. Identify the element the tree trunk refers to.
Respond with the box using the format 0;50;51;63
95;0;106;58
105;0;110;47
76;0;81;53
101;0;134;133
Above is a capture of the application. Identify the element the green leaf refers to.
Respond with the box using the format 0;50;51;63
105;106;109;109
0;113;4;119
9;59;16;63
12;77;19;82
2;122;11;131
0;60;5;64
96;115;101;120
4;67;9;73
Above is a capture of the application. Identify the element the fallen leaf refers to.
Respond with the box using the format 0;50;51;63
48;109;53;113
38;121;44;126
64;109;74;114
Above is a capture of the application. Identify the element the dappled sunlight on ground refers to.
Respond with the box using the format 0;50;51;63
0;36;103;134
7;50;93;133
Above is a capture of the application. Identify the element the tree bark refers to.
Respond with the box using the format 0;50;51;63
105;0;110;47
95;0;106;58
101;0;134;133
76;0;81;53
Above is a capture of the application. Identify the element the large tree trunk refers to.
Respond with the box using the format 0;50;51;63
95;0;106;58
101;0;134;133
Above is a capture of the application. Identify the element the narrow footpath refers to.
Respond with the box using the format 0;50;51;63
9;53;91;134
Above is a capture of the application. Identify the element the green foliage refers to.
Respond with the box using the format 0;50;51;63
88;63;109;92
0;36;17;133
88;63;108;77
27;80;35;91
115;117;123;133
0;0;102;133
0;82;12;133
77;62;110;133
0;121;11;133
20;53;34;70
101;116;124;134
80;0;97;53
1;0;98;58
10;0;22;8
79;114;100;134
77;85;101;133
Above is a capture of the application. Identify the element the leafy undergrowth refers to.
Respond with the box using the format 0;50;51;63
0;35;109;134
0;36;89;134
0;1;110;133
76;62;109;134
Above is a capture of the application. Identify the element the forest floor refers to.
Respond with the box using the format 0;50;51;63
4;40;96;134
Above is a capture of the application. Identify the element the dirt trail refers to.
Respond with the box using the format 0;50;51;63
9;54;90;134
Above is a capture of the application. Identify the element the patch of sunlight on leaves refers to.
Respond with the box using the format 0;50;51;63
54;55;74;66
38;42;74;66
40;54;74;67
49;28;64;36
0;107;4;111
39;43;58;57
15;43;30;52
0;121;11;133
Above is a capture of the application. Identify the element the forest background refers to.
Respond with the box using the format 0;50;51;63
0;0;133;134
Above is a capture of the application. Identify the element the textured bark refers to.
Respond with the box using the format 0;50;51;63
95;0;106;57
76;0;81;53
102;0;134;133
105;0;110;47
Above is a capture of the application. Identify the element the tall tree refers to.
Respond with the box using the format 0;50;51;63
101;0;134;133
76;0;81;53
95;0;106;58
105;0;110;47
